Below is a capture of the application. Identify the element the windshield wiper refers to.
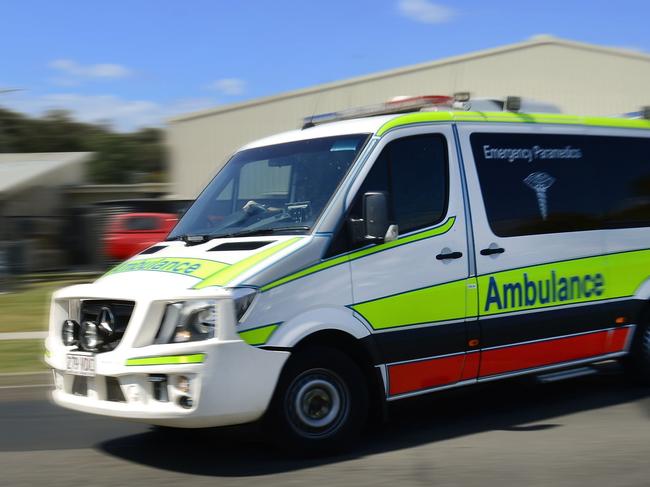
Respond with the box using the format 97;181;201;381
167;226;310;245
215;226;310;239
166;234;215;245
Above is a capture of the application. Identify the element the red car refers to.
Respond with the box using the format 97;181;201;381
103;213;178;261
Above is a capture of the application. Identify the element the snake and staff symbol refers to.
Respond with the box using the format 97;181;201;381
524;172;555;220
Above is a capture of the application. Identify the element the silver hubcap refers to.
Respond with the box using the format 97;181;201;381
295;379;341;428
287;370;349;437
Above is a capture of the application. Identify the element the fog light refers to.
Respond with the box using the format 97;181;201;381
81;322;102;350
176;375;191;394
62;320;80;346
179;396;193;409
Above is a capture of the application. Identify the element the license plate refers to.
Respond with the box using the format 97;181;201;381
66;353;96;377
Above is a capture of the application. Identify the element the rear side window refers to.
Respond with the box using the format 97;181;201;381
470;133;650;236
600;137;650;228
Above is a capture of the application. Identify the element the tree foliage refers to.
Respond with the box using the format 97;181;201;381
0;107;167;184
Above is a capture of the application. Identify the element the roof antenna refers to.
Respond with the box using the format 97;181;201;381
303;91;323;129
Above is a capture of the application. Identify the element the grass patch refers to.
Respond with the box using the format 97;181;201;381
0;277;95;333
0;340;46;373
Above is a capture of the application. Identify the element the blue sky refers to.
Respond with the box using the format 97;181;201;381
0;0;648;131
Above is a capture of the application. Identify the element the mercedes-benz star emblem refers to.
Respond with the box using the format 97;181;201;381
97;306;115;335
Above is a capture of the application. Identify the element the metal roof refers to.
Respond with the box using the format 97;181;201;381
375;111;650;136
168;35;650;125
0;152;92;197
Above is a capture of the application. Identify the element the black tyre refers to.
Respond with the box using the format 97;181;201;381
624;319;650;384
265;346;368;454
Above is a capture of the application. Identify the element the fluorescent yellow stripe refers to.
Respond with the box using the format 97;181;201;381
376;111;650;136
125;353;205;366
261;217;455;291
352;279;468;330
352;248;650;328
479;249;650;316
239;324;280;346
106;257;227;280
466;277;479;318
194;238;302;289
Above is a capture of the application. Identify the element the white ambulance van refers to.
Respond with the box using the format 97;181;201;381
45;96;650;450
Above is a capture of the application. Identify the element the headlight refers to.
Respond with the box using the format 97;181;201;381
156;300;218;344
81;322;101;350
62;320;80;346
232;288;258;322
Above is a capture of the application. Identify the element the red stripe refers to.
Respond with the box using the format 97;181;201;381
386;328;631;397
460;352;480;381
479;328;630;378
388;354;464;396
605;327;631;353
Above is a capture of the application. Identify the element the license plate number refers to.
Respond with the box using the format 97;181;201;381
66;353;95;377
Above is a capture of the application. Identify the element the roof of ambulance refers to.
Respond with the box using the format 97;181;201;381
240;111;650;150
241;115;398;150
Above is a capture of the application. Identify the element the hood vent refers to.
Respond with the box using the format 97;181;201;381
209;241;274;252
139;245;167;255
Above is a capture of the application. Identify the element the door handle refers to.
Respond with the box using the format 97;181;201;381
480;247;505;256
436;251;463;260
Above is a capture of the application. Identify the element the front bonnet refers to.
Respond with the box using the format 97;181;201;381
94;236;306;293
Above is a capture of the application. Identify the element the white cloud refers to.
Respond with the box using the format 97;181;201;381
1;92;216;132
397;0;455;24
49;59;132;80
208;78;246;96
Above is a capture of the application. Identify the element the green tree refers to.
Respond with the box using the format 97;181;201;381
0;106;167;183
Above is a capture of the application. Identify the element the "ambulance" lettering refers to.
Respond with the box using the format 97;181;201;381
484;271;604;312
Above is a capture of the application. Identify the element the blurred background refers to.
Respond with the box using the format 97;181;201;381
1;1;649;485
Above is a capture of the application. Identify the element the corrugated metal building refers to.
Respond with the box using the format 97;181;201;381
0;152;91;273
167;35;650;198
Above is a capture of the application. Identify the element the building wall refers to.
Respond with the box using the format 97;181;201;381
168;38;650;198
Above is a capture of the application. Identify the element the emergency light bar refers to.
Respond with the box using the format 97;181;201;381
301;94;563;129
302;95;456;129
621;107;650;120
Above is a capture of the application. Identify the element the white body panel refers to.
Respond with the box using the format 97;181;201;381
458;123;607;280
44;114;650;428
348;125;469;306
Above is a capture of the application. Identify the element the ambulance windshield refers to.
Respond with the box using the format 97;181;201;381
168;134;369;242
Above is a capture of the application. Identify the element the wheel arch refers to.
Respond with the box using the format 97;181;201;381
288;328;387;423
265;307;387;423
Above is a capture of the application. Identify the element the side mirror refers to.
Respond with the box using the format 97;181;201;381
363;192;391;242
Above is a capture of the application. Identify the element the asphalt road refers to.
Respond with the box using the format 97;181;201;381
1;367;649;487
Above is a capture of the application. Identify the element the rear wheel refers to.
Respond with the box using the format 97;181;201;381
265;346;368;454
624;318;650;384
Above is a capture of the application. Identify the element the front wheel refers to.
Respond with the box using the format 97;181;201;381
265;347;368;454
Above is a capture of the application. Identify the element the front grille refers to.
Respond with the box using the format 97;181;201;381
75;300;135;353
72;376;88;396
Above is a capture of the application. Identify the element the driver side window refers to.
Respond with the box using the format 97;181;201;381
327;133;448;255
